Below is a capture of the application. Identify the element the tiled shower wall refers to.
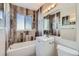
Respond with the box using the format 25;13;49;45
8;4;38;46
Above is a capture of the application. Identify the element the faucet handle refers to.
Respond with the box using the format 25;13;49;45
49;41;53;44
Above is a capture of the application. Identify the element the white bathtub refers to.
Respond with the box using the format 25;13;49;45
7;40;36;56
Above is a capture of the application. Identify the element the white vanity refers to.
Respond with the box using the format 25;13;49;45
36;36;79;56
36;36;56;56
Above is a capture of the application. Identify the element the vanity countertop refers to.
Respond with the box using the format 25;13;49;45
36;35;54;42
36;36;79;51
55;36;79;51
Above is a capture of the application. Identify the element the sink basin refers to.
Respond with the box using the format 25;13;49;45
36;35;54;42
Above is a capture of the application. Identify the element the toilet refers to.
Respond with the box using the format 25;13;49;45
57;45;79;56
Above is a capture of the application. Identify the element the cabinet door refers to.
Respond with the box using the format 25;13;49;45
36;40;55;56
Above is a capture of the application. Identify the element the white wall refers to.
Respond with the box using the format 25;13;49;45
0;29;5;56
76;4;79;42
60;28;76;41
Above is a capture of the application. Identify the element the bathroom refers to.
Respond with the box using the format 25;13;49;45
0;3;79;56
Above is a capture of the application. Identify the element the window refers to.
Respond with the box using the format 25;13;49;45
0;11;4;27
16;13;25;31
25;16;32;31
16;13;32;31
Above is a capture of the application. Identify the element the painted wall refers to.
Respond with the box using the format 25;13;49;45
60;28;76;41
76;4;79;43
0;29;5;56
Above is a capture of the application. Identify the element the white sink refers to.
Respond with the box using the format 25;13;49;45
36;35;54;42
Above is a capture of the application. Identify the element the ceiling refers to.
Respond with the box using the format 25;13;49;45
13;3;44;11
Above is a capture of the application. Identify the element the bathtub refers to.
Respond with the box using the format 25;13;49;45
7;40;36;56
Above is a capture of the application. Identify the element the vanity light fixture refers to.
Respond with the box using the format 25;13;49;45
51;3;56;8
42;3;57;14
69;17;75;22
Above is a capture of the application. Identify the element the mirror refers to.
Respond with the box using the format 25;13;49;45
43;3;77;41
43;16;50;35
60;4;76;41
61;4;76;27
43;12;60;36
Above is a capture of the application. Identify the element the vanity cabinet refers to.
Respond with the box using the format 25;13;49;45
36;36;56;56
